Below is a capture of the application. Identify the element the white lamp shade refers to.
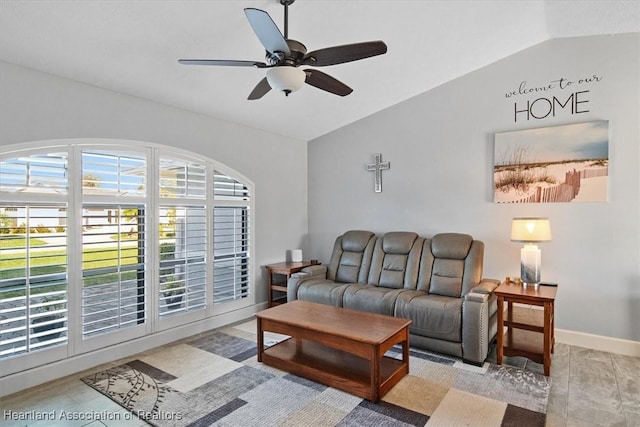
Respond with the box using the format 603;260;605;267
511;217;551;242
266;66;306;93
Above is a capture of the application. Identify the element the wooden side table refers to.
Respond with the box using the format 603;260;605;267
494;281;557;376
265;261;314;307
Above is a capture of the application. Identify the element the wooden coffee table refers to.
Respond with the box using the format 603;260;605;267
256;300;411;402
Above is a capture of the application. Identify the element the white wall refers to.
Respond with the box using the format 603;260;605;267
308;34;640;344
0;61;309;304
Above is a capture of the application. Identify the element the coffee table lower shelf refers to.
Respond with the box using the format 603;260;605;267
262;337;406;402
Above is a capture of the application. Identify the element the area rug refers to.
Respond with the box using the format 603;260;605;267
81;322;550;426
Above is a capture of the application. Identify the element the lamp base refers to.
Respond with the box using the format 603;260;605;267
520;244;541;285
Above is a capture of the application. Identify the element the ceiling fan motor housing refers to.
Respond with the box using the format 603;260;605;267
267;39;307;66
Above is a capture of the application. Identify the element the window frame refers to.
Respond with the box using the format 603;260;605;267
75;145;151;353
0;140;255;374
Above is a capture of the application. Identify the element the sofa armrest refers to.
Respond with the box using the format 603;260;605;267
468;278;500;296
465;292;489;303
300;265;328;277
462;281;499;365
286;265;328;302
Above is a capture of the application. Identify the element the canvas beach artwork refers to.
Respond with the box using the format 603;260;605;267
494;120;609;203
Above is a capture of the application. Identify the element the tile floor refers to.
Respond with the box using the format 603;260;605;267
486;342;640;427
1;320;639;427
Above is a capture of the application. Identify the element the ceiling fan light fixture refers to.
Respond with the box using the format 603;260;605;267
266;66;306;95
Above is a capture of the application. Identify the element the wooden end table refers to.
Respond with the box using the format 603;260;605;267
256;300;411;402
265;261;314;307
495;281;557;376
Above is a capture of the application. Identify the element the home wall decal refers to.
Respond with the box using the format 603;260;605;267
505;74;603;122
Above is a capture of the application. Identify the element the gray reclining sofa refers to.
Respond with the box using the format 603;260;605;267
287;230;499;365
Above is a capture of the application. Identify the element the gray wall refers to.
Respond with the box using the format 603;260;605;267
308;34;640;342
0;61;309;304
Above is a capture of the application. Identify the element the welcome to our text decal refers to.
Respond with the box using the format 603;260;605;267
505;75;603;122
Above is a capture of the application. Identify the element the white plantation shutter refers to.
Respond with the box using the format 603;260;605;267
0;206;68;357
159;157;206;199
1;150;69;358
81;150;147;338
82;151;146;197
214;172;250;201
159;206;207;315
213;170;250;303
0;152;68;194
213;207;250;302
81;205;145;337
0;205;68;358
158;156;208;316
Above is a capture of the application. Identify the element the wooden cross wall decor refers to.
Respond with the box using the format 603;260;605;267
366;153;390;193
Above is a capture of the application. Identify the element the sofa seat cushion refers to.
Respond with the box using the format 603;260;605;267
394;291;463;342
342;284;406;316
296;279;350;307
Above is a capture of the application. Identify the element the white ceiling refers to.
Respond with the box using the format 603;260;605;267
1;1;638;141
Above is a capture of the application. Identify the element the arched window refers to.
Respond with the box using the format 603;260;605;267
0;141;253;373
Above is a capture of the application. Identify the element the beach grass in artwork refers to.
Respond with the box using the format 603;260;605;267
494;121;609;203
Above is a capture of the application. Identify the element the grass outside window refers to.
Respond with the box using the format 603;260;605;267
0;241;140;289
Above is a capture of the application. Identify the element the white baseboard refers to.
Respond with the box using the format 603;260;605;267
555;328;640;357
1;303;267;398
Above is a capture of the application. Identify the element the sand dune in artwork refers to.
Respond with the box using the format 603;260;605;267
494;159;608;203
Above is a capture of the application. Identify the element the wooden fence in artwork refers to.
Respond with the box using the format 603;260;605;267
581;167;609;179
508;166;608;203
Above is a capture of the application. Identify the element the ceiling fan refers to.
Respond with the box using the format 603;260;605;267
178;0;387;100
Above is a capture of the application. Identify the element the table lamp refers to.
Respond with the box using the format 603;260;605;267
511;217;551;285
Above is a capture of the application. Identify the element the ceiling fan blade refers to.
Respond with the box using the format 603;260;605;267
303;41;387;67
244;8;290;55
248;77;272;100
179;59;268;68
304;69;353;96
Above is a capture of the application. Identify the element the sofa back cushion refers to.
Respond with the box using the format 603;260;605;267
417;233;484;297
367;232;423;289
327;230;377;283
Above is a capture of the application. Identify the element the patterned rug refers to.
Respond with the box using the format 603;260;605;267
81;320;550;426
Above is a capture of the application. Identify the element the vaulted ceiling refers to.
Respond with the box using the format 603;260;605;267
1;1;638;141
